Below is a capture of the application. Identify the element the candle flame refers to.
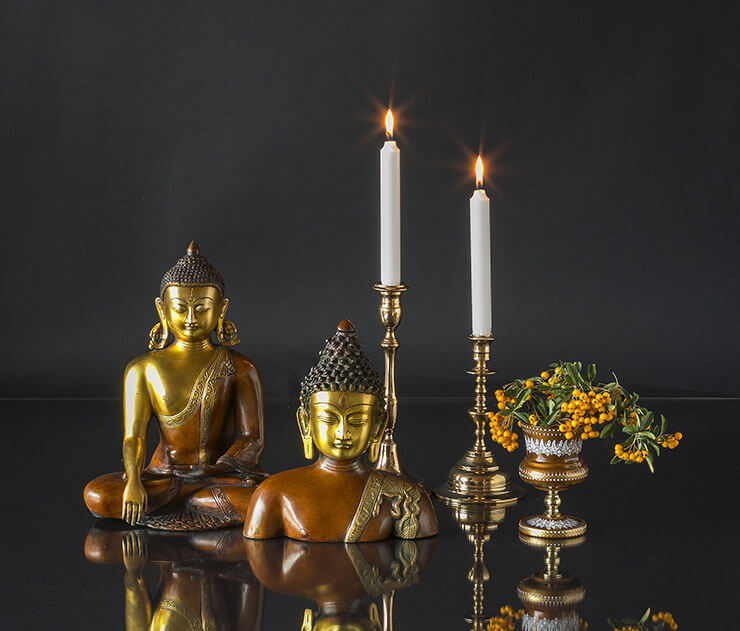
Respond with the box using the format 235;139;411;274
475;155;484;188
385;109;394;139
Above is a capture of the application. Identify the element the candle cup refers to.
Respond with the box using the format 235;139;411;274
435;335;525;506
373;283;408;476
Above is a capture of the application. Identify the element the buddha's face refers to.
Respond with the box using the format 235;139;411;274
158;285;225;343
306;391;383;461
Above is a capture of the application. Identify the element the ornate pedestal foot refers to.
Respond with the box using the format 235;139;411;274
436;410;524;505
518;490;587;539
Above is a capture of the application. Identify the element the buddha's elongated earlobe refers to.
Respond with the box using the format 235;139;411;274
148;297;169;350
300;609;313;631
216;298;240;346
368;405;389;463
296;406;314;460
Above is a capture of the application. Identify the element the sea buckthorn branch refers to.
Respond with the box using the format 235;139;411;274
608;608;678;630
487;361;682;471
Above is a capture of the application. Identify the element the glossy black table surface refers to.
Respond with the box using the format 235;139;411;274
3;398;735;629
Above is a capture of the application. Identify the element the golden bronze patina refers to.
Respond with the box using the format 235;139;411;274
245;536;435;631
84;241;266;531
84;526;264;631
518;424;588;539
372;283;408;476
243;320;437;542
517;535;586;629
435;335;524;505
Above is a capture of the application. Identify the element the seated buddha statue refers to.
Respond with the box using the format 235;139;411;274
244;320;437;542
84;241;266;530
85;526;264;631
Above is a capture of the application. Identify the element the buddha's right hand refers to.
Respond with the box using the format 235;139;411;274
122;480;148;525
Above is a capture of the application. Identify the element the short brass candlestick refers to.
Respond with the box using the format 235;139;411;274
373;283;408;475
435;335;524;505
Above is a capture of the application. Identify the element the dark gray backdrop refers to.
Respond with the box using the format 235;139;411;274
3;1;739;398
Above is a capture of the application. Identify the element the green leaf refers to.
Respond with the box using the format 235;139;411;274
623;425;638;435
515;388;531;407
513;411;529;424
587;363;596;381
645;453;655;473
639;410;654;430
660;414;667;436
640;608;651;624
610;455;621;464
600;423;616;438
607;617;620;629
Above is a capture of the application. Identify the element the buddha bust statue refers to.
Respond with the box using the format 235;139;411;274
84;241;266;530
244;320;437;542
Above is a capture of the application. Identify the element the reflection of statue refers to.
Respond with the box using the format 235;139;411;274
84;242;266;530
84;526;264;630
245;537;435;631
244;320;437;542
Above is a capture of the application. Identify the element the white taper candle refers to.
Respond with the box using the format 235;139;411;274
380;109;401;285
470;156;492;335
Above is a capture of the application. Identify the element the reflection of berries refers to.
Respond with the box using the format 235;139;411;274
486;605;522;631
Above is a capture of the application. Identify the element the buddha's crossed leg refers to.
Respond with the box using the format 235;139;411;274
84;472;258;524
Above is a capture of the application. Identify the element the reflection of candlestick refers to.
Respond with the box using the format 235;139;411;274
444;502;508;631
380;109;401;286
470;156;492;336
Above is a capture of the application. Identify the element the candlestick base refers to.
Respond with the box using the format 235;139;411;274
435;335;524;506
435;410;525;506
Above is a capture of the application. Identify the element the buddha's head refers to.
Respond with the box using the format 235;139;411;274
148;241;239;349
297;321;386;462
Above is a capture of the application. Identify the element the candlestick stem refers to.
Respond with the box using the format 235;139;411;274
373;283;407;475
434;335;524;505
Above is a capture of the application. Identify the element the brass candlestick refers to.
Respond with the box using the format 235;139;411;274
373;283;408;475
435;335;524;505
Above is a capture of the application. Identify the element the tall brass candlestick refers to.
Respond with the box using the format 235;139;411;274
373;283;407;475
435;335;524;505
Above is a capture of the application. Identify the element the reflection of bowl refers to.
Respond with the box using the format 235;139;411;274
517;534;586;631
518;424;588;539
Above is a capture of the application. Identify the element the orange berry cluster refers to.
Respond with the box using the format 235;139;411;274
652;611;678;630
486;605;522;631
488;412;519;451
558;388;615;440
658;432;682;449
614;444;648;462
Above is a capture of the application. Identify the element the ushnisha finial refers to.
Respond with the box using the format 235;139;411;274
186;240;200;256
337;319;355;333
